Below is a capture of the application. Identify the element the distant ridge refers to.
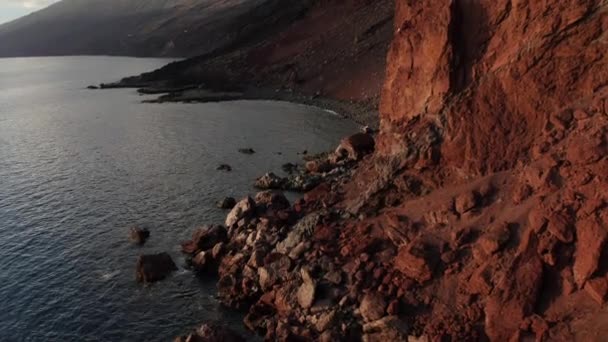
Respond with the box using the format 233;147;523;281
0;0;309;57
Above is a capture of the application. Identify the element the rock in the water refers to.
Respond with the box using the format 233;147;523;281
225;197;256;227
255;172;286;190
281;162;299;174
129;227;150;245
362;125;374;134
217;197;237;209
86;85;99;89
217;164;232;172
360;293;387;322
192;251;213;272
238;148;255;154
136;253;177;283
335;133;375;160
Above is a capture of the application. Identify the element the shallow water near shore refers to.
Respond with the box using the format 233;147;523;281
0;57;359;341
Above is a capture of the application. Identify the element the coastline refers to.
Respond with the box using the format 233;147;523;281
172;136;382;341
98;83;380;129
104;79;380;340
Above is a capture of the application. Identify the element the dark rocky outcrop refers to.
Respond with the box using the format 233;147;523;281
238;148;256;155
136;253;178;283
217;164;233;172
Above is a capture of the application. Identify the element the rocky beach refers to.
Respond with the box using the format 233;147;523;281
131;0;608;341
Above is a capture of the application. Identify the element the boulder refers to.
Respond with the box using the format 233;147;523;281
136;253;178;283
196;323;245;342
276;213;321;254
182;225;228;254
394;243;436;283
129;227;150;245
305;159;332;173
192;251;215;272
584;277;608;305
484;233;543;341
315;310;337;332
454;191;477;215
225;197;256;227
254;172;286;190
573;216;607;287
217;197;237;209
285;174;322;192
274;280;299;313
254;190;290;211
478;224;511;255
362;316;410;342
258;267;277;291
248;248;265;268
335;133;375;160
360;293;387;322
297;281;316;309
547;212;573;243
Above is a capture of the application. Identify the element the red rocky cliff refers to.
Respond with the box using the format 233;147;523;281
347;0;608;340
380;0;608;174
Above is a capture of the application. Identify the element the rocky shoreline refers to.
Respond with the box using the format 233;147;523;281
137;131;389;341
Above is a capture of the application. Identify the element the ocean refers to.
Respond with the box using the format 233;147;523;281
0;56;359;341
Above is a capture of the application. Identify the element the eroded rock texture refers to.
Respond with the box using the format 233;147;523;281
345;0;608;340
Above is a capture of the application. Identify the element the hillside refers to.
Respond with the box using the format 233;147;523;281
112;0;395;121
0;0;311;57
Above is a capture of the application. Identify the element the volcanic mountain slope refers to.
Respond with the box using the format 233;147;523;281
0;0;312;57
117;0;395;105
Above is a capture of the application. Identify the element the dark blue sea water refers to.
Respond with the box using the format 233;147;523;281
0;56;359;341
